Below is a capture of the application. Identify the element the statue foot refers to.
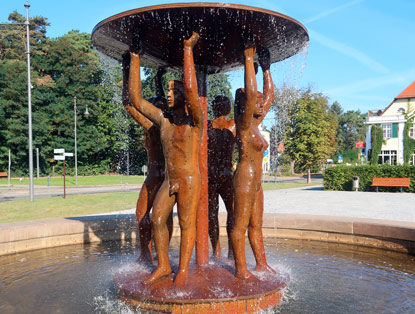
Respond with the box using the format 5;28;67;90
174;269;188;287
136;254;153;265
143;266;172;285
235;269;255;281
255;264;276;274
212;252;223;263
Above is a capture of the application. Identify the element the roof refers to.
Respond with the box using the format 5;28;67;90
396;80;415;99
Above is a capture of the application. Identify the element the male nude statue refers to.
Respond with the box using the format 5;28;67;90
208;96;235;260
128;32;203;286
122;58;173;264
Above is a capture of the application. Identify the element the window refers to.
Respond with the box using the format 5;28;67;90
410;153;415;166
398;107;405;114
378;150;397;165
381;124;392;139
409;123;415;138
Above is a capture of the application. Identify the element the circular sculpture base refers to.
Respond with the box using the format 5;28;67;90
115;262;287;313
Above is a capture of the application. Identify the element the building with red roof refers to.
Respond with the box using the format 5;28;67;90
365;81;415;165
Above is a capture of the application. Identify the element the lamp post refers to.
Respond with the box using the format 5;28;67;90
24;1;34;201
1;2;33;200
74;96;89;185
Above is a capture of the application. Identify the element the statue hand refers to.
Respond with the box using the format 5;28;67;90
157;67;167;77
184;32;199;49
130;37;144;55
258;47;271;70
122;52;130;68
243;46;256;60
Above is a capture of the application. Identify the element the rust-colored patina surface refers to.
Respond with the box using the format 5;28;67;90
115;262;286;313
208;96;236;260
91;3;308;74
231;46;276;280
128;32;203;287
121;61;172;264
93;2;308;312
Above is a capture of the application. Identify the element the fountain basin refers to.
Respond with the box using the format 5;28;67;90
1;213;414;256
1;214;414;313
1;237;414;313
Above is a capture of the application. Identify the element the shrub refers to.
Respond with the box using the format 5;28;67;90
323;165;415;192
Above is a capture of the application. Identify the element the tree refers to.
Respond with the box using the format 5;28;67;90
336;110;366;154
0;11;50;174
270;83;299;174
284;89;337;183
369;125;383;165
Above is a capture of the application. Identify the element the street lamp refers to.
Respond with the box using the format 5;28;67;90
74;96;89;185
1;2;34;201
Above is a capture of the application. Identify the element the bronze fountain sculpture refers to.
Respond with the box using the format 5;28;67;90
92;3;308;312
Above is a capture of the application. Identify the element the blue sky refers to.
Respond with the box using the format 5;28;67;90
2;0;415;116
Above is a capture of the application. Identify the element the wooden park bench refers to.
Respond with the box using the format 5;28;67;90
371;177;410;192
0;172;8;178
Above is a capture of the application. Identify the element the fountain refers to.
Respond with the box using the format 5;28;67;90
91;2;308;313
1;4;415;314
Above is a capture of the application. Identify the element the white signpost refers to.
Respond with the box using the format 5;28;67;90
54;149;73;198
142;165;148;176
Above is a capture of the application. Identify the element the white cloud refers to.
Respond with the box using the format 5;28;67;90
309;29;389;74
324;68;415;96
304;0;365;24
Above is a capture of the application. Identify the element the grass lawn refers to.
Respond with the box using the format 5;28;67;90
0;175;145;187
0;192;138;224
262;182;321;190
0;182;321;224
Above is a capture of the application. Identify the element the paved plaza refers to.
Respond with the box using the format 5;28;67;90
89;184;415;223
2;178;414;223
261;186;415;223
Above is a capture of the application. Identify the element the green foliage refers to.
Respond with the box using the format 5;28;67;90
403;103;415;164
333;149;360;164
329;102;366;154
0;10;236;176
284;89;337;172
0;11;147;176
324;165;415;192
369;125;383;165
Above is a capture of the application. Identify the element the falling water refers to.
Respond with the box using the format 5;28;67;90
98;52;132;178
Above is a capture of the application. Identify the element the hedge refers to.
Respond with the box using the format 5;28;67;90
323;165;415;192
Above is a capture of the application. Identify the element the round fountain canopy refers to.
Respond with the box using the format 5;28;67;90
92;2;309;74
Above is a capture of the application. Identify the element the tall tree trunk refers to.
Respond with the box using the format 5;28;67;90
307;167;312;184
290;160;295;174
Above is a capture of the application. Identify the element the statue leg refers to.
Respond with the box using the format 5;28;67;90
136;174;164;263
174;176;200;287
231;174;255;280
219;175;235;259
136;178;152;263
144;180;175;284
249;185;275;274
208;181;221;259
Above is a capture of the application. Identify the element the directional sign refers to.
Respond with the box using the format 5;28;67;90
54;149;73;161
338;155;343;160
263;149;269;156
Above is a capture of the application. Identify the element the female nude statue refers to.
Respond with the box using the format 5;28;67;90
208;96;235;260
128;32;203;286
230;46;275;280
122;58;172;264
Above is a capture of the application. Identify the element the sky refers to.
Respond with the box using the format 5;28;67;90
2;0;415;117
